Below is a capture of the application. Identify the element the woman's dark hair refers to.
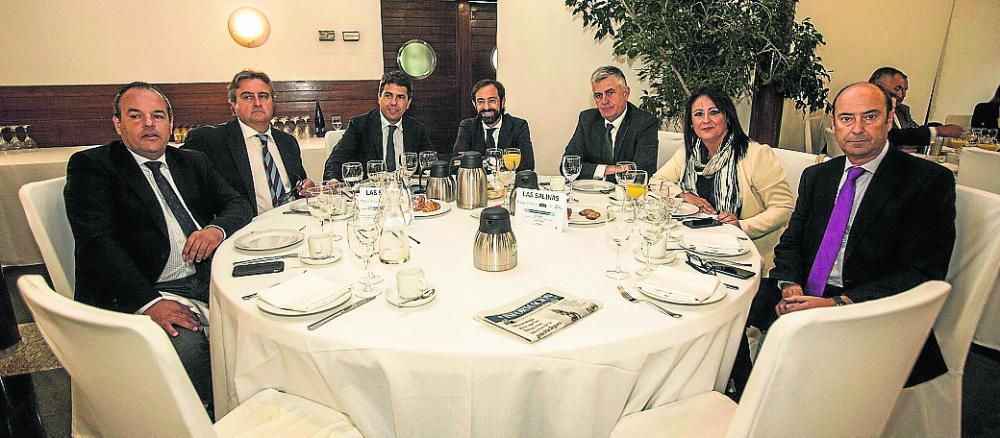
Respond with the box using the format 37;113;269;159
683;87;748;159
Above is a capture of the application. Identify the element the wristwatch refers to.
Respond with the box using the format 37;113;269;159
831;296;847;306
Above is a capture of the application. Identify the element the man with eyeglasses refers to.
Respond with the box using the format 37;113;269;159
184;69;314;216
452;79;534;170
563;65;659;180
322;71;434;181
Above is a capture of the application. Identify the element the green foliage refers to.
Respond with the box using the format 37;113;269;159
566;0;831;123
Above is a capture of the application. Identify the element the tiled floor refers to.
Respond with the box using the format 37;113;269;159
2;264;998;437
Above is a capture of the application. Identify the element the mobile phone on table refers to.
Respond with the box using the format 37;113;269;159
706;261;756;279
683;218;723;229
232;261;285;277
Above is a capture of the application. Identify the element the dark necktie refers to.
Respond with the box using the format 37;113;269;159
144;161;198;237
603;123;614;163
805;166;866;296
386;125;398;171
256;134;285;207
486;128;497;151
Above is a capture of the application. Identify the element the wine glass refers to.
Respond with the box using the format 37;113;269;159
636;199;667;277
561;155;582;204
614;161;636;186
323;180;348;241
306;186;334;232
21;125;38;151
347;213;384;297
366;160;386;183
9;126;25;152
654;180;684;231
418;151;437;186
625;170;649;205
498;155;517;209
400;152;419;186
331;115;343;131
605;204;636;279
484;148;502;176
341;162;364;194
502;148;521;172
0;127;12;152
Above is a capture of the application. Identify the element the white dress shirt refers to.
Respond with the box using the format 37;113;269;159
238;120;291;214
482;116;502;147
380;113;405;167
593;106;628;179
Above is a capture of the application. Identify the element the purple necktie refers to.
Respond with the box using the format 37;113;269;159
805;166;866;296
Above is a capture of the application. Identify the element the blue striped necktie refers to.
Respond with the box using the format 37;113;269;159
256;133;286;207
144;161;198;237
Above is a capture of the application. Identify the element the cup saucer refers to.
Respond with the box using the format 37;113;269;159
385;286;437;308
631;247;678;265
299;248;343;266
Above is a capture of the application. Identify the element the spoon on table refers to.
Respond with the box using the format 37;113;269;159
398;288;436;305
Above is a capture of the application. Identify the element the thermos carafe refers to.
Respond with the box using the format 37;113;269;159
456;151;487;209
473;207;517;272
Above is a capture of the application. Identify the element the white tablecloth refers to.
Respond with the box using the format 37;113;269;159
209;193;760;437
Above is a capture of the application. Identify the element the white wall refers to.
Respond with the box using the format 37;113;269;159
929;0;1000;122
0;0;384;85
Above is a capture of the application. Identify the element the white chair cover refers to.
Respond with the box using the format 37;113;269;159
18;275;361;438
956;147;1000;195
944;114;973;130
772;148;823;199
823;126;843;158
883;186;1000;437
611;281;950;438
324;129;346;163
18;177;74;298
656;130;684;169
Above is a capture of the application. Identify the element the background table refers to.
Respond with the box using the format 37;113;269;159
209;192;761;437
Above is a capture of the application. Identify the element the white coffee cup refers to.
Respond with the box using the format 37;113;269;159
549;177;565;191
396;267;430;299
642;235;668;259
307;233;334;259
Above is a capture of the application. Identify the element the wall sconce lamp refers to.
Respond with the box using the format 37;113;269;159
228;7;271;48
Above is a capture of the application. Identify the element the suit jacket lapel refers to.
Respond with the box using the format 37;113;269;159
369;110;384;160
844;150;903;260
225;120;255;199
165;149;201;224
496;114;511;149
111;143;169;238
613;106;634;162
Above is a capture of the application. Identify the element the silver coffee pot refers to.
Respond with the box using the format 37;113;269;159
426;160;456;202
473;207;517;272
456;151;487;209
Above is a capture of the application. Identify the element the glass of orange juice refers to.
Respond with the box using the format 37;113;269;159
625;170;649;204
502;148;521;171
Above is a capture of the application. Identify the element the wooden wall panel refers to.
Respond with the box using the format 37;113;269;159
0;80;379;148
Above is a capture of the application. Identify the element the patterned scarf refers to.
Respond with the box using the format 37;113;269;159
680;133;743;215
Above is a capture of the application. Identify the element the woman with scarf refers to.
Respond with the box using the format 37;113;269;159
653;87;793;272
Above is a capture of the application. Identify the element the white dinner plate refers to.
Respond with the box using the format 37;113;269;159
256;290;352;316
673;202;700;217
413;201;452;218
235;229;304;252
679;239;749;257
567;205;608;226
638;285;727;305
572;180;615;193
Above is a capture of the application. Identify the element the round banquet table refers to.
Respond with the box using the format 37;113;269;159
209;190;761;438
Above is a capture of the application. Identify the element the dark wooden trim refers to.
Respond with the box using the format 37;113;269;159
457;1;474;120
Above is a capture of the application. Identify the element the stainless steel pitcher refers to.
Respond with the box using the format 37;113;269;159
426;160;456;202
456;151;487;209
473;207;517;272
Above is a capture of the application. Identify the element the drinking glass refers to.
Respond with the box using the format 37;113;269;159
400;152;419;185
323;180;348;240
654;180;684;231
561;155;582;204
347;213;384;297
484;148;502;177
367;160;386;183
502;148;521;171
21;125;37;151
331;115;343;131
0;127;11;152
306;186;334;232
341;162;364;194
626;170;649;205
498;155;517;209
605;204;636;279
9;126;25;151
985;128;998;144
418;151;437;186
636;199;667;277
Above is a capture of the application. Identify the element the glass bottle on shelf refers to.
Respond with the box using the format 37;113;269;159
314;102;326;137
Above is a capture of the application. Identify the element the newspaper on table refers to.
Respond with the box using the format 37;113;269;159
475;287;602;343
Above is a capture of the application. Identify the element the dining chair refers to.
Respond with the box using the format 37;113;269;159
18;177;74;298
656;130;684;169
18;275;363;438
325;129;347;162
944;114;973;131
771;147;824;199
610;281;950;438
956;147;1000;195
882;185;1000;437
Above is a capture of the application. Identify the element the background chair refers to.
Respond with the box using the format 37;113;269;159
324;129;347;163
18;275;362;437
771;148;824;199
882;186;1000;437
611;281;950;438
956;147;1000;195
18;177;74;298
656;130;684;169
944;114;973;131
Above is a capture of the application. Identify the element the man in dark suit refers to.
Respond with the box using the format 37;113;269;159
64;82;252;408
868;67;963;149
323;71;434;181
184;70;313;216
452;79;534;170
563;66;658;180
731;82;955;398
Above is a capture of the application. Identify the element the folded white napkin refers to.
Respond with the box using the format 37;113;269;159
257;271;351;312
637;267;720;303
683;232;741;251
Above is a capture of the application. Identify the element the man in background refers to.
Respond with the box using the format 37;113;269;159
869;67;963;149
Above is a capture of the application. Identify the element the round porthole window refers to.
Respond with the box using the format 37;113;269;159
491;47;498;71
398;40;437;80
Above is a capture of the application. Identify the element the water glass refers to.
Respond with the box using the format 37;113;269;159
342;162;364;194
348;213;384;296
561;155;582;204
605;204;636;279
367;160;386;183
636;200;667;277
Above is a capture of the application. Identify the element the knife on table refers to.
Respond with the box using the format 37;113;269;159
307;295;376;330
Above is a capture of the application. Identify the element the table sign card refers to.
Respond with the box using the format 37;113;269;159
475;287;602;343
356;186;382;214
513;188;567;232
